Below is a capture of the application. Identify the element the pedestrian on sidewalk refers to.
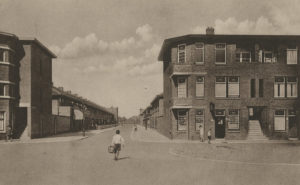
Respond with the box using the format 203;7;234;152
111;130;125;160
207;128;211;144
6;125;12;142
199;125;204;142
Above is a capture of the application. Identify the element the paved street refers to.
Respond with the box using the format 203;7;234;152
1;125;300;185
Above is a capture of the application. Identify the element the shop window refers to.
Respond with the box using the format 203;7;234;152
196;76;204;98
228;109;239;130
178;44;186;64
215;43;226;64
0;112;4;131
177;77;187;98
177;110;187;131
274;109;285;131
195;42;204;64
195;109;204;131
287;48;298;64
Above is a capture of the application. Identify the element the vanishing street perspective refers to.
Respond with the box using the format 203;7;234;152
1;0;300;185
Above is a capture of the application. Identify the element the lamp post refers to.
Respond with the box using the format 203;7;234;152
79;104;87;137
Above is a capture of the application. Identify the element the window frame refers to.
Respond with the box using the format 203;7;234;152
177;44;186;64
177;109;188;131
286;48;298;65
195;76;204;98
177;77;187;98
274;109;286;131
215;76;240;98
264;51;275;63
195;109;204;131
228;109;240;130
0;111;5;132
195;42;204;65
215;43;226;64
274;76;298;98
236;51;251;63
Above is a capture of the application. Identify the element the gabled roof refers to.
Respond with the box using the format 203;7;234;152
158;34;300;61
20;37;57;58
52;86;113;115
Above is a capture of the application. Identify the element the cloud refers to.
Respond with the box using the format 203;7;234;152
136;24;153;42
51;24;154;59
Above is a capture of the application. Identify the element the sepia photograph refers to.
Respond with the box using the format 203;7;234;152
0;0;300;184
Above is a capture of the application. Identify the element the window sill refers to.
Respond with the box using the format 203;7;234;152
195;63;204;65
274;130;286;132
215;63;227;65
195;97;204;100
0;96;15;99
0;62;16;67
274;97;298;99
215;97;240;100
228;130;240;133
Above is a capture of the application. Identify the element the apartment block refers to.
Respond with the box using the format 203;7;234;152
0;32;25;139
158;28;300;140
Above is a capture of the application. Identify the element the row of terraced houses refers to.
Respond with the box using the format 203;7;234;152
0;31;117;140
144;28;300;141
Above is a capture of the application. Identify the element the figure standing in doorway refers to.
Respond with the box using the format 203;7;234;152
199;125;204;142
207;128;212;144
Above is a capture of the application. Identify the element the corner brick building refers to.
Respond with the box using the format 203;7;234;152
0;32;25;139
158;29;300;140
17;38;56;139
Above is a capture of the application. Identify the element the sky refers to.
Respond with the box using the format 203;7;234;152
1;0;300;117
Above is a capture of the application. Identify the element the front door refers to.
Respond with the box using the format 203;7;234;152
288;110;297;138
215;116;225;138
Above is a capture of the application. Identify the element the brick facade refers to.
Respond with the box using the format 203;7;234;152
158;34;300;140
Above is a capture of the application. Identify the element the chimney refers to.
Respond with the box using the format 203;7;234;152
206;27;215;35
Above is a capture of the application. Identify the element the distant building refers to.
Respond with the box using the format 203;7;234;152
17;38;56;139
0;32;25;140
158;28;300;140
52;86;116;132
141;93;164;132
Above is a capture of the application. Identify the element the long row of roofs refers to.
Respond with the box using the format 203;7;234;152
52;86;113;115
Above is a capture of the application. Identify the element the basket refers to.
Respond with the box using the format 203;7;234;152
108;145;114;153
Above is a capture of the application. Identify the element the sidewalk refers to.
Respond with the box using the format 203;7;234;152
131;125;300;144
0;126;117;145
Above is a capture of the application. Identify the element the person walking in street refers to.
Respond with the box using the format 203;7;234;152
199;125;204;142
207;128;212;144
111;130;125;160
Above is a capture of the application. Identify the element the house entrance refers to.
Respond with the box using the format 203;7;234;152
215;109;225;138
248;107;263;120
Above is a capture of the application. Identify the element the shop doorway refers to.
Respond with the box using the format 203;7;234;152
215;109;225;138
288;110;297;138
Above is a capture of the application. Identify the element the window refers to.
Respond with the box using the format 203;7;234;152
236;52;251;63
195;42;204;64
0;49;9;63
228;109;239;130
196;76;204;98
274;77;285;98
263;51;277;63
228;77;239;97
215;43;226;64
178;44;186;64
215;76;226;97
274;109;285;131
287;77;297;97
287;48;298;64
177;110;187;131
274;77;298;98
0;112;4;131
177;77;187;98
215;76;240;98
0;84;10;96
259;79;264;97
250;79;256;98
195;109;204;131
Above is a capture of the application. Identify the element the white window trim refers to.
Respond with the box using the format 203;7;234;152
287;78;298;98
215;43;226;64
237;51;251;63
195;42;204;64
274;110;286;131
0;111;5;133
196;76;204;98
177;44;186;64
287;48;298;65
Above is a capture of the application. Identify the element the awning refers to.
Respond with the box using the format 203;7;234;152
170;72;207;79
